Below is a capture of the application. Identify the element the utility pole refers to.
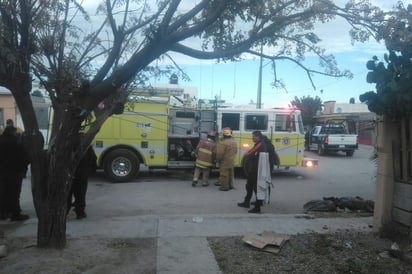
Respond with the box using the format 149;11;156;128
257;44;263;109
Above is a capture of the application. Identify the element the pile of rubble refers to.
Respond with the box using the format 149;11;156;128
303;196;374;213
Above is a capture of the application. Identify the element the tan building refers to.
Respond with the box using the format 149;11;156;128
0;86;51;141
0;86;22;129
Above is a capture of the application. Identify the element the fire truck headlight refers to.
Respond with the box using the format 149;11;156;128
302;158;318;168
149;149;155;158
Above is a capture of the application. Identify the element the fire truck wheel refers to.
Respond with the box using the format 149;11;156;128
104;149;140;182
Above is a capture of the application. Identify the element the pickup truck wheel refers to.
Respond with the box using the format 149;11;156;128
346;150;354;157
317;145;325;156
103;149;140;182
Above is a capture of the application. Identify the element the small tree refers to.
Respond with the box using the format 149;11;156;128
290;96;323;128
1;0;385;248
360;3;412;118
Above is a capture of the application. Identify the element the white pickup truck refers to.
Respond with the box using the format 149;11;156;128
304;125;358;156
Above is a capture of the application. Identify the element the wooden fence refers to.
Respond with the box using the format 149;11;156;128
392;117;412;227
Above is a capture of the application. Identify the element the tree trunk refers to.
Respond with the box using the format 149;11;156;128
32;109;83;248
33;144;73;248
36;196;68;249
35;157;71;248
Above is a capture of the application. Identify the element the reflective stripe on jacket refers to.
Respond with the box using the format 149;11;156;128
195;138;216;168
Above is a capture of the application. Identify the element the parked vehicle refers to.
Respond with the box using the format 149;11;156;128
93;87;318;182
305;124;358;156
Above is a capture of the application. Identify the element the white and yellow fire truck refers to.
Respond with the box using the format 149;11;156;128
93;87;317;182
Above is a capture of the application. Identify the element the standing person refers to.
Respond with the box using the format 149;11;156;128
67;145;97;219
4;119;29;178
4;119;23;136
215;127;237;191
192;130;216;187
0;125;30;221
238;130;268;213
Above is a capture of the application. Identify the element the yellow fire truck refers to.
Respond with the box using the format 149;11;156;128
93;87;317;182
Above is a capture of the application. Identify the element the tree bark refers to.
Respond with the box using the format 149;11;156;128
34;142;72;247
32;109;83;248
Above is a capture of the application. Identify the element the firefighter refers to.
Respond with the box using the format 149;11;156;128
192;130;216;187
215;127;237;191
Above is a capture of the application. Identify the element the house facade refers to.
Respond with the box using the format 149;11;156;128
0;86;51;141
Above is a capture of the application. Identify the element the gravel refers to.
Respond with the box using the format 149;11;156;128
208;231;412;274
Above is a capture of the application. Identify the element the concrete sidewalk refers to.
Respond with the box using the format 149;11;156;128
6;213;374;274
2;145;376;273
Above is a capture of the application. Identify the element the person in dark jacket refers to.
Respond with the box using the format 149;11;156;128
237;130;268;213
0;126;30;221
67;145;97;219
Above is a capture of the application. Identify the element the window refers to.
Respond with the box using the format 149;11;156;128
34;107;49;130
320;126;347;134
245;114;268;131
297;114;304;134
176;111;196;118
275;114;291;132
221;113;240;131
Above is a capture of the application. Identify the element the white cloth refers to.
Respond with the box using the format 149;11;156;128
256;152;272;203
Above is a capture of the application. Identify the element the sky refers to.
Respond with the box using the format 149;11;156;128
153;1;393;108
170;42;386;108
82;0;396;108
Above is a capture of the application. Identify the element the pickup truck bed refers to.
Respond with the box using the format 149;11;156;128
305;125;358;156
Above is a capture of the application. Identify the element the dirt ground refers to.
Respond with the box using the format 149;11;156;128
0;235;157;274
209;231;412;274
1;222;412;274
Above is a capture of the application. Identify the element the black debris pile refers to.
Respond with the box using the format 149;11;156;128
303;196;374;213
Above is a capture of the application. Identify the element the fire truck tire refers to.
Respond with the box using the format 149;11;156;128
103;149;140;182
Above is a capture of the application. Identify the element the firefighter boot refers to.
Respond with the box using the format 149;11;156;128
192;180;198;187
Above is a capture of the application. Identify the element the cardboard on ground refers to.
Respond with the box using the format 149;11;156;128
242;231;290;254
